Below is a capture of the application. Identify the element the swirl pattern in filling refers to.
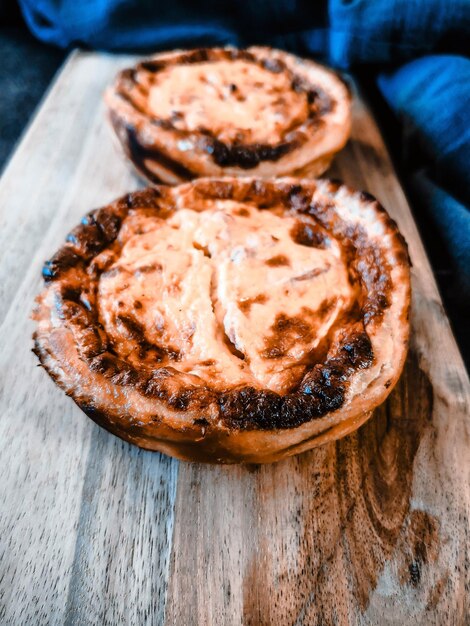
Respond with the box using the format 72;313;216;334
98;198;355;393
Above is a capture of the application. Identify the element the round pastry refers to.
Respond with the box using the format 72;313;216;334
105;47;351;185
33;178;410;464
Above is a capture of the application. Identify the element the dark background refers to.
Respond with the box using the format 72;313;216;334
1;3;468;366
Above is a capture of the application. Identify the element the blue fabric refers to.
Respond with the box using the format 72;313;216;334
17;0;470;301
378;56;470;297
328;0;470;68
18;1;329;53
18;0;470;59
411;171;470;300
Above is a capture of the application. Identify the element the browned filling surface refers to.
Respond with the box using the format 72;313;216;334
111;48;336;172
36;180;409;430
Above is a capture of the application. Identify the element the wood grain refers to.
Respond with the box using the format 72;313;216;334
0;51;468;626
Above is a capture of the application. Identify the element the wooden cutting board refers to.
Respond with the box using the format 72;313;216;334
0;51;468;626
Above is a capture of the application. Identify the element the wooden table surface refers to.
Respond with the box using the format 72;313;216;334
0;51;469;626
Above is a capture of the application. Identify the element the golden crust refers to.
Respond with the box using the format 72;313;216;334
105;47;351;184
33;177;410;463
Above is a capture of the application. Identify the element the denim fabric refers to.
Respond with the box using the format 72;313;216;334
328;0;470;68
411;171;470;300
18;1;328;52
378;56;470;295
18;0;470;60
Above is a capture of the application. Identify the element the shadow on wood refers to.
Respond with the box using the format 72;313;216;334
167;350;444;625
241;350;436;624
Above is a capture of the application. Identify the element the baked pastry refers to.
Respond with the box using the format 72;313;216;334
105;47;351;184
33;177;410;464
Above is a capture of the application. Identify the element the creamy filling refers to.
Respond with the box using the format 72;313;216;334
147;60;308;144
98;202;355;393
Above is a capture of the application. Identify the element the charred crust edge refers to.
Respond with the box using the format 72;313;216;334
35;178;410;432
